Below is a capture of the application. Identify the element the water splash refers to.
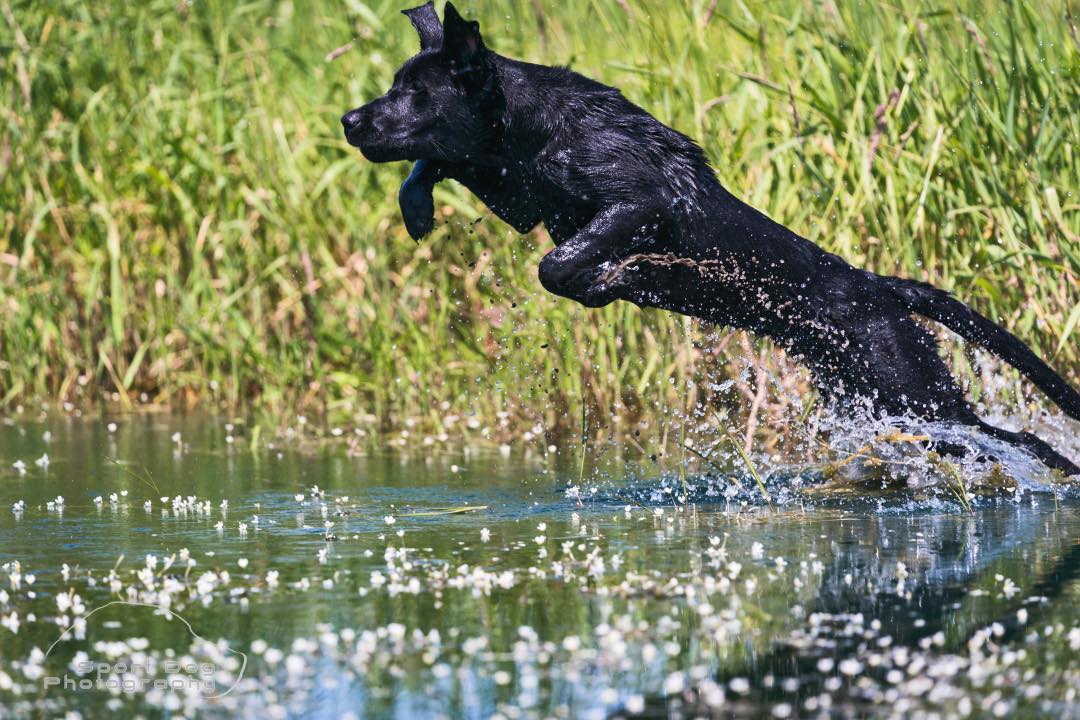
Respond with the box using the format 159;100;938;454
578;404;1080;510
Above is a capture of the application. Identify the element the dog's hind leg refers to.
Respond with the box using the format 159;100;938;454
796;309;1079;476
794;309;973;422
971;419;1080;476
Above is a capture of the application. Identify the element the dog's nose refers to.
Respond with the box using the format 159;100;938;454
341;109;364;131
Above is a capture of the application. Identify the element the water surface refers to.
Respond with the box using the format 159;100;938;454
0;417;1077;718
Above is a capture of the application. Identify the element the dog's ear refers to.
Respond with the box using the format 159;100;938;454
442;1;484;66
402;2;442;51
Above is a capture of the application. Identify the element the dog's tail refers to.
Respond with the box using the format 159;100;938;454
888;277;1080;422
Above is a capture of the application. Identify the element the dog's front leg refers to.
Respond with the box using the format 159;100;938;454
537;202;660;308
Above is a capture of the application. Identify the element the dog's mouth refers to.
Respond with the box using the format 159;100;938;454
343;126;365;148
344;126;416;162
352;138;416;163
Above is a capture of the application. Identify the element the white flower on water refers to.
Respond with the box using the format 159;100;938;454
664;672;685;695
70;651;90;675
838;658;864;676
729;678;750;694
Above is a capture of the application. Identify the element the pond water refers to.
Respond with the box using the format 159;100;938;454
0;416;1078;718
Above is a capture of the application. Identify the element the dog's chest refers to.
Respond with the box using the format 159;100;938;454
507;163;597;244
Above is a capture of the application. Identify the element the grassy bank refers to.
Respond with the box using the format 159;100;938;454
1;0;1078;446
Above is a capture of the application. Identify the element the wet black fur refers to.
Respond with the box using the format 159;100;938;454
342;2;1080;475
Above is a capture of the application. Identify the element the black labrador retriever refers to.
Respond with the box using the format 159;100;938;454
342;2;1080;475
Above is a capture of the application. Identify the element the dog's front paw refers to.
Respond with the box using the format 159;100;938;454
399;171;435;241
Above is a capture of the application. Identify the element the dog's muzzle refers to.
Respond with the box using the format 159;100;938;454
341;106;409;162
341;109;367;147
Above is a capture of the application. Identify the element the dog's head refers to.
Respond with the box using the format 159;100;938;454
341;2;499;164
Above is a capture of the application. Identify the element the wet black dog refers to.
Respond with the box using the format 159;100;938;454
342;2;1080;475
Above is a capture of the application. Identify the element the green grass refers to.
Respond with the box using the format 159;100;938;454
1;0;1078;445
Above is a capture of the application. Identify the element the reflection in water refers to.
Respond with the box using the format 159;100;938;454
0;417;1077;718
678;507;1080;717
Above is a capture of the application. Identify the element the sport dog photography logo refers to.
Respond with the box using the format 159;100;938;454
45;657;216;694
42;600;246;700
